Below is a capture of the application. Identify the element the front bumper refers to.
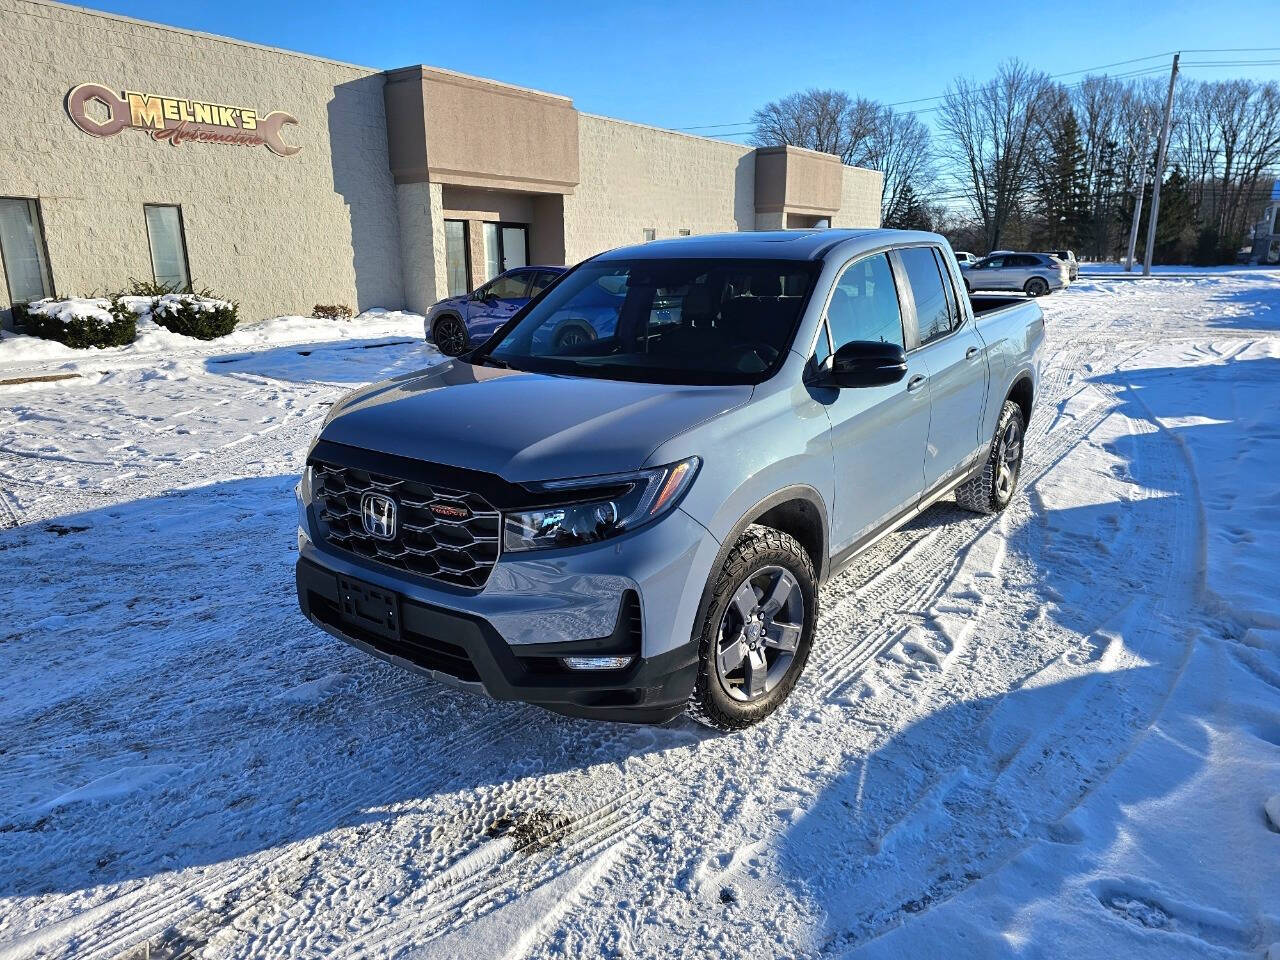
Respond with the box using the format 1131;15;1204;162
295;454;722;722
297;556;700;723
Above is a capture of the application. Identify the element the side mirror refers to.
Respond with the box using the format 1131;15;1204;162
819;341;907;388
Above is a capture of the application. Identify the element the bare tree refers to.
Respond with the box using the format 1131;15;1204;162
860;108;934;227
750;90;932;224
938;60;1050;250
750;90;877;164
1210;80;1280;247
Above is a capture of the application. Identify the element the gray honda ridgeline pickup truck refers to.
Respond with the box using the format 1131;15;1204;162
296;230;1045;730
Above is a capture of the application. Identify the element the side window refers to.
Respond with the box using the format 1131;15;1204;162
488;271;530;299
827;253;904;349
899;246;952;346
985;257;1004;270
931;247;963;331
144;204;190;290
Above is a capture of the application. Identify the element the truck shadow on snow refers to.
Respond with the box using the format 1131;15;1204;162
767;357;1280;951
203;336;442;386
0;475;697;897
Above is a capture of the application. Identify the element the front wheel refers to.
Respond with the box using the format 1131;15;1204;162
686;525;817;731
432;314;469;357
956;400;1026;514
1024;277;1049;297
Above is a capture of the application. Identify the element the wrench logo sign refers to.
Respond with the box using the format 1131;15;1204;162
66;83;301;157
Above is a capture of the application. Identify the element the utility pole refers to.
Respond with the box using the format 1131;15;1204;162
1143;53;1180;277
1125;111;1153;272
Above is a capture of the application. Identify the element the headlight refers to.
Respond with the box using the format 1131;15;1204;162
503;457;700;553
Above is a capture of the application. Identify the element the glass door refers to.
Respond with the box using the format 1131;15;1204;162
500;225;528;271
481;222;530;282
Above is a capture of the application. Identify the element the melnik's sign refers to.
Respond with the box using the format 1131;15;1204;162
66;84;301;157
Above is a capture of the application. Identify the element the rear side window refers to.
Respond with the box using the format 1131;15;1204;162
931;247;962;331
898;246;951;345
529;270;559;296
827;253;903;349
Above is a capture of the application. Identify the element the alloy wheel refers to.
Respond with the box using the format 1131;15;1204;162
714;565;805;702
995;416;1023;501
434;316;468;356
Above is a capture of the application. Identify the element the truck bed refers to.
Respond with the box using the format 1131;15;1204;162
969;294;1028;316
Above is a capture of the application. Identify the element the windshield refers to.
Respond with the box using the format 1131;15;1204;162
473;258;821;385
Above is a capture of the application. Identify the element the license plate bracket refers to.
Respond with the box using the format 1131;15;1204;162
336;575;401;641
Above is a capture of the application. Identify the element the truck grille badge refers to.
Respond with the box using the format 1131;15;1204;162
360;492;397;540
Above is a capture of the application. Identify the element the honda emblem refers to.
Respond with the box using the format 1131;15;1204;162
360;492;397;540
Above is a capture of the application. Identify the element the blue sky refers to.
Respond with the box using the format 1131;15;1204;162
77;0;1280;139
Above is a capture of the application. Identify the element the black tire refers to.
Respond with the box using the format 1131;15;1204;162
552;321;596;352
963;277;972;294
1024;277;1049;297
956;400;1026;515
686;525;818;731
432;314;469;357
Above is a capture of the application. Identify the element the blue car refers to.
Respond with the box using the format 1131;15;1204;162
425;265;644;358
425;266;566;357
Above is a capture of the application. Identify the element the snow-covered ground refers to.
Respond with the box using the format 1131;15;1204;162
2;275;1278;959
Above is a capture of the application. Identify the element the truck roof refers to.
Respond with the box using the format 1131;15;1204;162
593;228;946;263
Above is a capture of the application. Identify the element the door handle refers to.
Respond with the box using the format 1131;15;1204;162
965;346;980;359
907;374;927;392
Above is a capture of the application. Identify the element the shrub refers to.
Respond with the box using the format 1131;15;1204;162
141;293;239;340
18;297;137;348
123;277;186;298
313;304;354;320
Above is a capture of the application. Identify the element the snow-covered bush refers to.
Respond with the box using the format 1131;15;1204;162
17;297;137;348
133;293;239;340
313;304;354;321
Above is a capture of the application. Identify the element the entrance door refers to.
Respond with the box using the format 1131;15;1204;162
483;222;530;280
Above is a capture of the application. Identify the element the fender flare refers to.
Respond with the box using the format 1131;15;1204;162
690;484;830;640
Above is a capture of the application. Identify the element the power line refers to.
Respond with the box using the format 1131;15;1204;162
673;49;1280;133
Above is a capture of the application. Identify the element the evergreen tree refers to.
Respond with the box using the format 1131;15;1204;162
1153;166;1197;263
883;184;933;231
1031;101;1090;249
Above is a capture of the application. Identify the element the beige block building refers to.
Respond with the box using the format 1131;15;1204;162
0;0;882;328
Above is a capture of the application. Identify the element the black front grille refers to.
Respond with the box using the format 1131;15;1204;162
313;461;501;589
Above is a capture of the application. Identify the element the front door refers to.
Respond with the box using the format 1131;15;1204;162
897;246;991;494
822;251;932;554
469;268;533;342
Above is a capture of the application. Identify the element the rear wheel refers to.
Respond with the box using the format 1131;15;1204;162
432;314;469;357
552;321;596;352
1024;277;1049;297
687;525;817;731
957;400;1025;514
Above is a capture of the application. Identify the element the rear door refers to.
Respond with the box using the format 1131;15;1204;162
900;246;990;495
821;252;932;555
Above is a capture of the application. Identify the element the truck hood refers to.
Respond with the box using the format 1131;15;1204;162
319;359;752;482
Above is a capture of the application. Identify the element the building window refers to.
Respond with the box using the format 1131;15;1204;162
144;204;190;290
444;219;470;296
678;229;691;236
0;197;53;304
643;228;656;242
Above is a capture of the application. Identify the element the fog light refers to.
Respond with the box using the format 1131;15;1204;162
561;655;634;671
